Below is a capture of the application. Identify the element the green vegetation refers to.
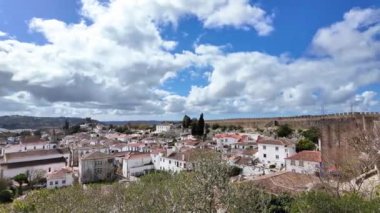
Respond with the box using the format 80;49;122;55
291;191;380;213
191;113;205;136
13;174;28;195
210;123;244;132
301;127;320;143
296;139;317;152
228;166;242;177
1;150;380;212
276;124;293;138
182;115;191;128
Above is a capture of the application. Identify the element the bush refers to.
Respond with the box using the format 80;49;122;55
228;166;242;177
302;127;320;143
0;190;13;203
296;139;316;152
291;191;380;213
269;164;276;169
276;124;293;138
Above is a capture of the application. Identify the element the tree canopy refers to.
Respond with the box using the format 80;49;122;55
296;139;316;152
182;115;191;128
302;127;320;143
276;124;293;138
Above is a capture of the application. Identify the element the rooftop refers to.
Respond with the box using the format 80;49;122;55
285;151;322;162
256;136;294;146
47;168;73;180
4;148;69;161
252;172;320;195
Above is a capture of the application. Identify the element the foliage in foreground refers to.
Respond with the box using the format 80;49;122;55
1;150;379;213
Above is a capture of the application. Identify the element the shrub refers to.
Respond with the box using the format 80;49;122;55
0;190;13;203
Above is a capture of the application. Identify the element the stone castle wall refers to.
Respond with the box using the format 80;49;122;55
207;112;380;160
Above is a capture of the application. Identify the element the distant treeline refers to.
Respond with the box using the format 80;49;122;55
0;116;89;130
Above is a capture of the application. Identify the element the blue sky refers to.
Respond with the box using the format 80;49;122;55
0;0;379;120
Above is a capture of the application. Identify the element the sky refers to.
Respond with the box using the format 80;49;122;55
0;0;379;121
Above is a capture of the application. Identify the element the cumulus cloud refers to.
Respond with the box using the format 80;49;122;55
186;8;380;114
0;2;378;120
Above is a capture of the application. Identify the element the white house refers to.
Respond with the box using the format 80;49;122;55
122;143;150;153
213;133;245;145
0;148;70;178
155;124;172;133
256;137;296;168
285;151;322;174
151;149;194;173
122;153;153;178
46;168;74;189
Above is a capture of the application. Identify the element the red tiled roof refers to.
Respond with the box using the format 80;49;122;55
285;151;321;162
242;149;258;156
125;152;151;160
127;143;146;148
256;137;294;146
47;168;72;180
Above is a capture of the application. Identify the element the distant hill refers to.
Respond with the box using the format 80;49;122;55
0;115;90;130
102;120;169;126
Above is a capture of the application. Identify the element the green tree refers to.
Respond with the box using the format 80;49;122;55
13;173;28;195
191;118;198;136
182;115;191;128
211;123;220;130
276;124;293;138
296;139;316;152
63;119;70;132
302;127;320;143
197;113;205;136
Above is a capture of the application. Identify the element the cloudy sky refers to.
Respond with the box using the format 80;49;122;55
0;0;379;121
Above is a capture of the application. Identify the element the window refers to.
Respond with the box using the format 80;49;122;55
24;147;27;150
55;181;58;185
95;161;103;166
263;145;266;150
62;180;66;184
275;155;279;159
291;160;295;166
95;168;102;174
263;154;267;158
48;167;51;172
299;160;304;167
275;146;279;151
50;181;53;185
169;160;171;164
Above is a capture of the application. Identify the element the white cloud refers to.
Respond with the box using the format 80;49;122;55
185;8;380;114
0;3;378;120
0;31;7;37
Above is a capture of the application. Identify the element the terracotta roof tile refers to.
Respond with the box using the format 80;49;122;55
285;151;321;162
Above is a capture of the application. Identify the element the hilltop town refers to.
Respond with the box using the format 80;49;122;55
0;113;379;212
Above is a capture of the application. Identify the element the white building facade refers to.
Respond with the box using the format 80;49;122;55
122;153;153;178
47;168;74;189
257;138;296;168
155;124;172;133
285;151;321;174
